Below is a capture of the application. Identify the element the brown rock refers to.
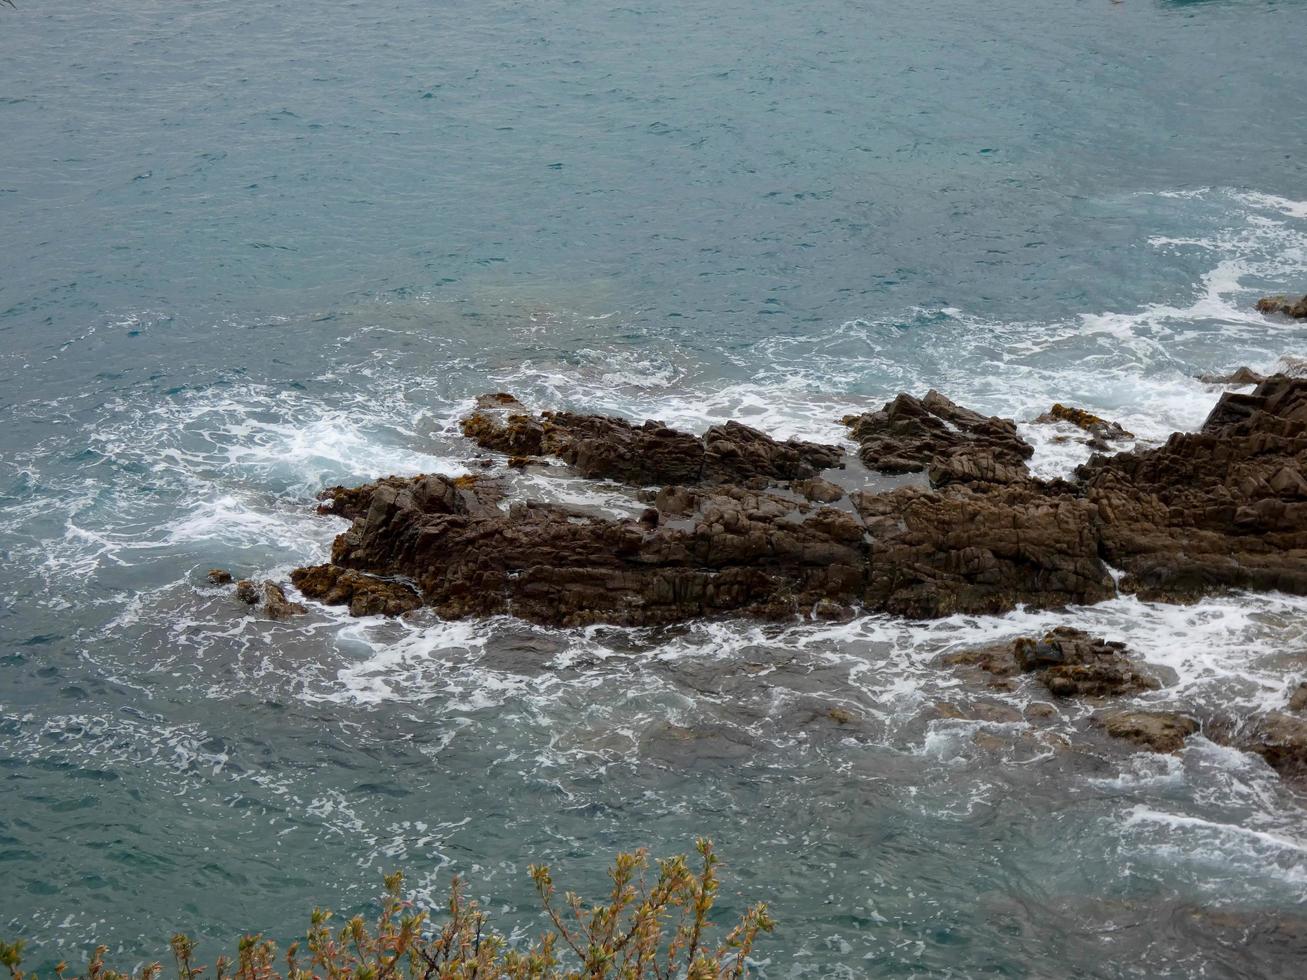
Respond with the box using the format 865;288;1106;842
1255;294;1307;319
1240;711;1307;784
1197;366;1266;386
286;381;1307;627
792;476;845;503
207;568;233;585
842;390;1033;484
946;628;1158;699
291;564;422;617
263;582;306;620
1033;403;1134;441
1081;377;1307;601
234;579;260;604
1092;710;1199;753
1015;628;1160;698
1288;682;1307;713
852;484;1114;617
940;645;1020;677
460;396;842;488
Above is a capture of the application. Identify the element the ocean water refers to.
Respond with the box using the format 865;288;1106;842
3;0;1307;976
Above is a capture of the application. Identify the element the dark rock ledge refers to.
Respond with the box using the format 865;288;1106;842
286;377;1306;628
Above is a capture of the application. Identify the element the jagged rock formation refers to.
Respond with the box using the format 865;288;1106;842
840;390;1032;484
291;378;1307;626
1080;376;1307;600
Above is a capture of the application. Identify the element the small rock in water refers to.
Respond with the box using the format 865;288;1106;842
948;628;1159;699
207;568;233;585
263;582;306;620
1033;403;1134;443
234;579;260;604
1092;710;1199;754
1196;366;1266;386
291;564;422;617
1255;294;1307;319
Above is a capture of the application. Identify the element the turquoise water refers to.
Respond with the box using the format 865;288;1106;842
3;1;1307;976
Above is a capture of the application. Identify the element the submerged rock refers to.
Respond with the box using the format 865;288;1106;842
1092;710;1199;754
1255;294;1307;319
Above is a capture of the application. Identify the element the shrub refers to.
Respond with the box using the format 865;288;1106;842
2;838;773;980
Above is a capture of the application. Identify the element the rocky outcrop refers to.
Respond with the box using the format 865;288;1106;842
1092;710;1198;753
288;379;1307;629
207;568;233;585
1080;377;1307;600
943;628;1159;698
321;476;868;626
1256;294;1307;319
291;564;423;617
841;390;1032;484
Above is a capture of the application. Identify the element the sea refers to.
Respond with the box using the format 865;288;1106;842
2;1;1307;976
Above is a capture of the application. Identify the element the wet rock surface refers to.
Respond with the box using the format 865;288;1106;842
1237;711;1307;785
945;628;1159;699
1197;366;1267;386
461;394;842;487
291;564;423;617
289;380;1307;629
1288;682;1307;713
1256;294;1307;319
262;582;306;620
1033;403;1134;451
1091;710;1199;754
